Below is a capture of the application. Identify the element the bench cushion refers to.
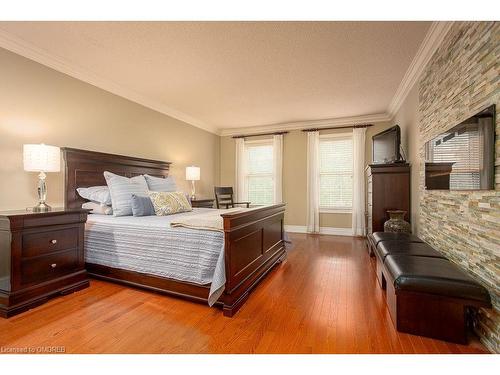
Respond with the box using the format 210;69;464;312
384;255;491;304
371;232;423;246
376;240;445;262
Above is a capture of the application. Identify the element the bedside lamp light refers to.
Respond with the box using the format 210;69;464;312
186;166;200;200
23;144;60;212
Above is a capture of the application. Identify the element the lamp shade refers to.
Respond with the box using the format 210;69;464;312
185;166;200;181
23;144;61;172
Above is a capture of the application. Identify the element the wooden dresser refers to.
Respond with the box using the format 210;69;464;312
366;163;411;245
0;208;90;317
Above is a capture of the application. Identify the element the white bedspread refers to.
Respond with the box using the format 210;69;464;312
84;209;225;305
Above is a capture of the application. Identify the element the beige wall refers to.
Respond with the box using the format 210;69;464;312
0;48;219;211
392;84;420;233
219;122;393;228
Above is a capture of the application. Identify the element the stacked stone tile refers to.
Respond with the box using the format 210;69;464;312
418;21;499;352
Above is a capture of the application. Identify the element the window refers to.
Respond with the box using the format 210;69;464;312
245;140;274;205
319;134;353;211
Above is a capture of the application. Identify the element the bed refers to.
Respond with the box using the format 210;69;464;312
62;147;286;316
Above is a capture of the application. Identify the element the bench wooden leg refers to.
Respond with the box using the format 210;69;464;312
366;237;375;257
375;256;386;290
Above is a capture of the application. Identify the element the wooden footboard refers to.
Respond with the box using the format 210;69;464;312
220;204;286;316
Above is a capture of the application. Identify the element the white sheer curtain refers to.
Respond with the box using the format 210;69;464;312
235;138;246;201
306;131;320;233
352;127;366;236
273;134;283;203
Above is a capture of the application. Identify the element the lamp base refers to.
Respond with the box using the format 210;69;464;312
190;180;196;202
31;202;52;212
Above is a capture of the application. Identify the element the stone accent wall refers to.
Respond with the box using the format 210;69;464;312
418;22;499;352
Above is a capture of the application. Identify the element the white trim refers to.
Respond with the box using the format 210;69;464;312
319;227;353;236
387;21;454;118
284;225;353;236
0;28;218;135
284;225;308;233
220;113;392;137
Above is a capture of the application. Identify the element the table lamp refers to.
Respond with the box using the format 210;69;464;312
185;166;200;200
23;144;61;212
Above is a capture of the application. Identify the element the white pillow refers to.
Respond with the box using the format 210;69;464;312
103;171;149;216
82;201;113;215
76;186;112;206
144;174;177;192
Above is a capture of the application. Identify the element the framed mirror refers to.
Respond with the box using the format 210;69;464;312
424;105;495;190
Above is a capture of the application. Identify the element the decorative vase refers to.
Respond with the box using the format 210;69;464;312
384;210;411;233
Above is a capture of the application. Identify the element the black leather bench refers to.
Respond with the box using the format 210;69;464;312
376;241;444;261
367;231;423;256
369;232;491;344
373;240;445;288
371;232;423;246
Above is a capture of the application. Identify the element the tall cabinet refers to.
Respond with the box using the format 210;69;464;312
366;163;411;236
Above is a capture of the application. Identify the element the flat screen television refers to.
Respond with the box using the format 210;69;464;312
424;104;495;190
372;125;403;164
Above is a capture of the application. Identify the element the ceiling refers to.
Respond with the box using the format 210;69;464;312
0;21;432;134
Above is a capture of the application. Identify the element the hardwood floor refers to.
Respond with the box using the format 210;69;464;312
0;233;489;354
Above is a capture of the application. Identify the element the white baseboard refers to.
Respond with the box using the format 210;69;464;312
284;225;353;236
284;225;308;233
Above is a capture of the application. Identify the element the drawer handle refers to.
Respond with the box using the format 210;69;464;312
51;263;57;268
50;239;58;244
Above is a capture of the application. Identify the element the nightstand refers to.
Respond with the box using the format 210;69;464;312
0;208;90;318
190;199;215;208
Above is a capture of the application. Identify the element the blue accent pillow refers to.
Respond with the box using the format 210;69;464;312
131;194;155;216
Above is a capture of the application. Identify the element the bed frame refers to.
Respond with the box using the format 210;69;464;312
62;147;286;316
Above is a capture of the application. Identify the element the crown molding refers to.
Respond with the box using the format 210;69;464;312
387;21;454;118
219;112;391;137
0;28;218;135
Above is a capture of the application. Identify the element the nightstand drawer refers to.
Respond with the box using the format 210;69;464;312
21;249;79;285
22;227;79;258
23;213;83;228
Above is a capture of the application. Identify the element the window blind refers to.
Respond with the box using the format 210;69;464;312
319;136;353;209
245;143;274;205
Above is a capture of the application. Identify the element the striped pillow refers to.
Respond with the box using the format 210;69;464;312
144;174;177;192
104;171;149;216
149;191;192;216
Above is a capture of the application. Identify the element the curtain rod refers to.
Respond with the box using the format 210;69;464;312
232;131;289;139
301;124;373;132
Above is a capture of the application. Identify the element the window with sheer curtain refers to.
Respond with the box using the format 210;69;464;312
245;140;274;205
319;135;353;211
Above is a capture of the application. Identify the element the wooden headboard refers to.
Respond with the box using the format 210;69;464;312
62;147;172;209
